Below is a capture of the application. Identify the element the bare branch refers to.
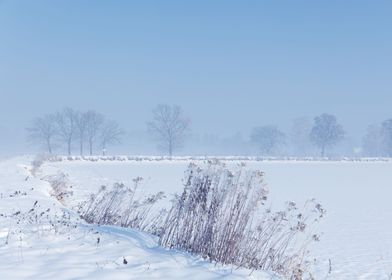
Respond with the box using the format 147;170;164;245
26;114;57;154
147;104;190;156
55;107;78;155
85;110;104;155
100;120;124;155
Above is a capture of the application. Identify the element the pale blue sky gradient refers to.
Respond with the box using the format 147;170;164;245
0;0;391;154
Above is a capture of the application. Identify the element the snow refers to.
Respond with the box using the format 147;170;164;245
252;161;392;279
1;156;392;279
41;157;392;279
0;157;275;280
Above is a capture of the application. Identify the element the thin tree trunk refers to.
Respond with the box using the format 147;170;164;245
47;138;52;154
102;142;106;156
169;140;173;158
80;140;84;156
89;139;93;156
68;139;72;156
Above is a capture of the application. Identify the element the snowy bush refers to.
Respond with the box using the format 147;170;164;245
43;172;73;203
30;154;53;175
78;178;166;234
159;162;325;279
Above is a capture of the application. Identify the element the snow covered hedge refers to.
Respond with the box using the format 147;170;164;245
46;155;392;162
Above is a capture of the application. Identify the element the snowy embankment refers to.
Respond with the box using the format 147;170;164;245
40;157;392;279
0;157;275;280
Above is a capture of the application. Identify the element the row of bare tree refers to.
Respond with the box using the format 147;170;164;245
27;108;123;155
27;104;191;156
27;105;392;157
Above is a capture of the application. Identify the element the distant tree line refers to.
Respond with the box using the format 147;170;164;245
26;105;392;158
249;114;392;157
27;107;123;155
251;113;345;157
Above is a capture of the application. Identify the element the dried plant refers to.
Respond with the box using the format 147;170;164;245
159;162;325;279
74;161;324;279
78;178;165;233
43;172;73;203
1;199;78;249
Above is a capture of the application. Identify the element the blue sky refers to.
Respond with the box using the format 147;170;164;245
0;0;391;154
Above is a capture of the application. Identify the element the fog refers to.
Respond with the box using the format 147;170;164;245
1;0;392;157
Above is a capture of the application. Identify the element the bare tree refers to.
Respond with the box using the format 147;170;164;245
27;114;57;154
290;117;313;156
381;119;392;157
147;104;190;157
362;124;385;157
100;120;123;155
250;125;285;155
85;110;104;155
310;113;345;157
55;107;78;155
75;112;88;156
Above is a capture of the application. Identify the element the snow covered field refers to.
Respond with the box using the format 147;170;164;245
1;156;392;279
0;157;274;280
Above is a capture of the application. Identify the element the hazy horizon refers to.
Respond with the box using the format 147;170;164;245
1;0;391;156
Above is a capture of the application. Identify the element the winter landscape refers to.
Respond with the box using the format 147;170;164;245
1;1;392;279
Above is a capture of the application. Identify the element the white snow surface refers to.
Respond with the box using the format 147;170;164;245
0;157;275;280
1;156;392;279
40;157;392;279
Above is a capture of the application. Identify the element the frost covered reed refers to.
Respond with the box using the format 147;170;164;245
159;162;325;278
78;178;166;234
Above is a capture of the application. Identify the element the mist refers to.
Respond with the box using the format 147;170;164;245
1;0;392;157
2;2;392;279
